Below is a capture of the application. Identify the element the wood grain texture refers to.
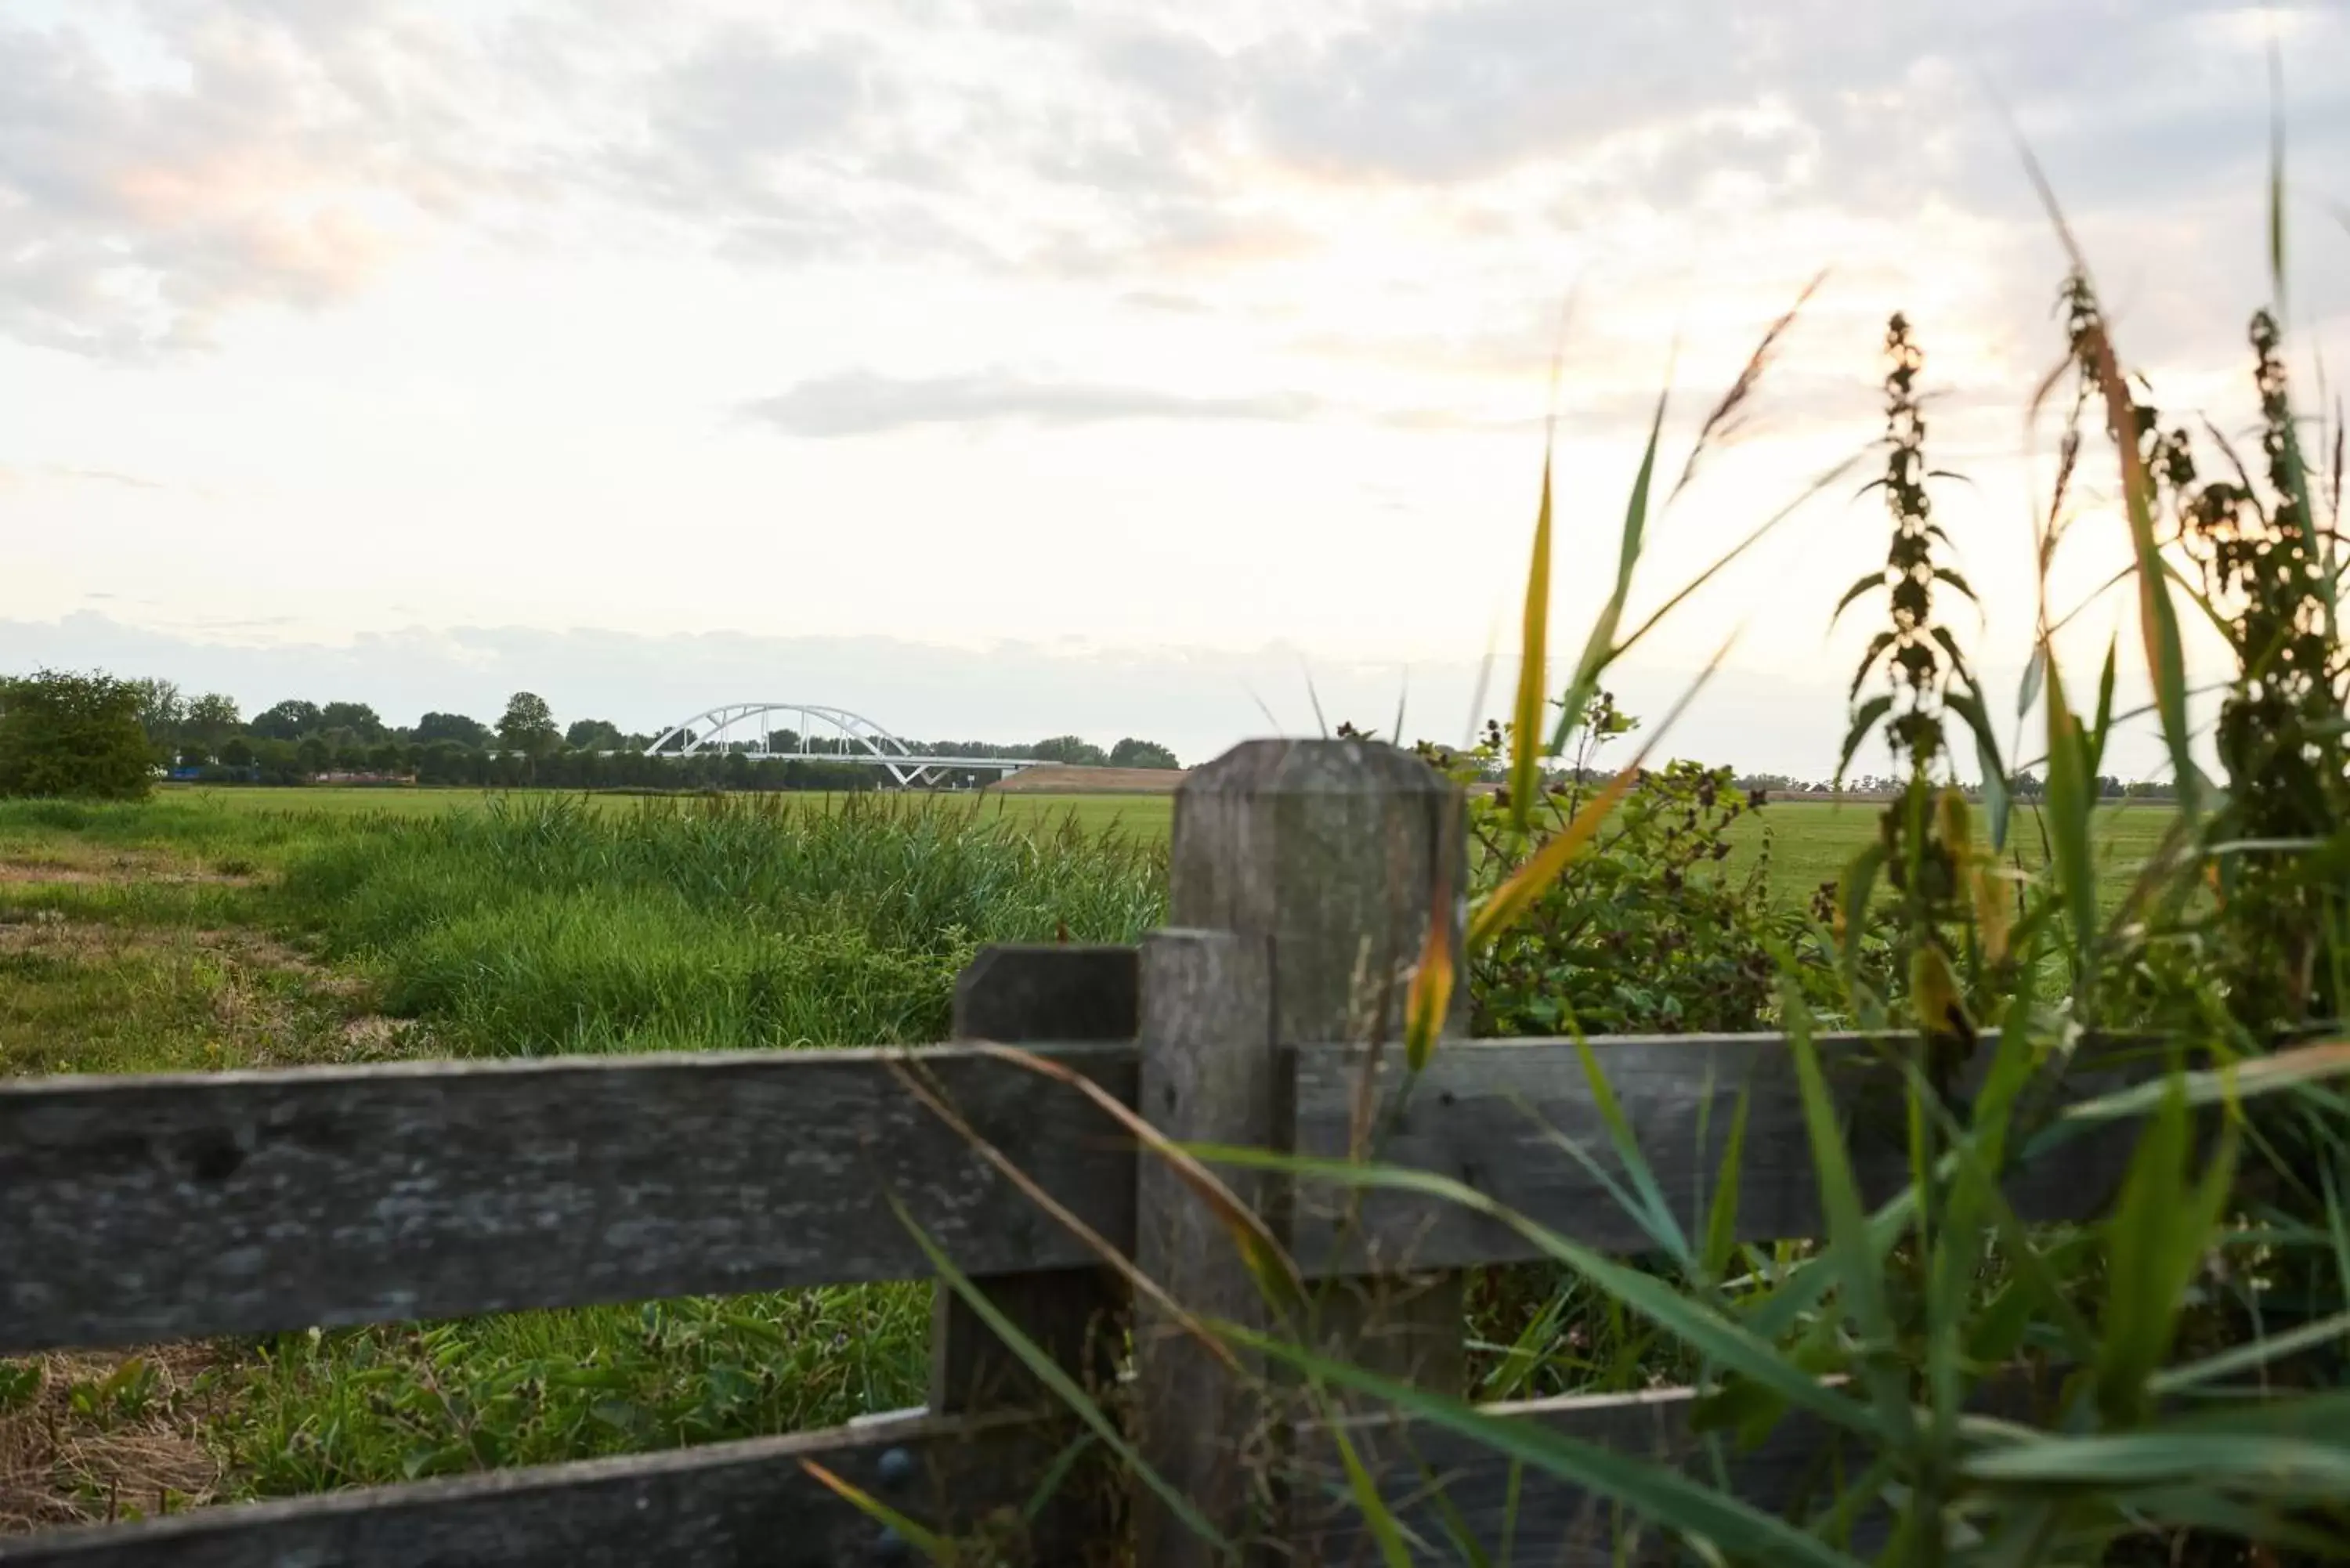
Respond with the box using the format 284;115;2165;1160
0;1409;1081;1568
951;945;1139;1048
1173;739;1473;1407
1171;739;1467;1051
1133;928;1279;1568
1;1045;1137;1356
1291;1032;2147;1274
931;945;1136;1417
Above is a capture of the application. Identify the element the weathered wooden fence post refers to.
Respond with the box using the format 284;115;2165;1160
930;944;1137;1558
930;943;1137;1418
1136;739;1469;1564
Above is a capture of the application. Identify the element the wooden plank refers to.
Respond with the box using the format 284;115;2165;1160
1290;1032;2147;1274
1133;927;1279;1567
0;1408;1088;1567
1;1045;1138;1356
1172;739;1472;1405
931;945;1134;1422
1289;1385;1890;1563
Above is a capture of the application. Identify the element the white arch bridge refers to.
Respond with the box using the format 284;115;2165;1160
642;703;1041;789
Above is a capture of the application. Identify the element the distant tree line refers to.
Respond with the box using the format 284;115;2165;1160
0;670;1184;797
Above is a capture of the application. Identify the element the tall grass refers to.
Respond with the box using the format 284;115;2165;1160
274;793;1166;1054
0;790;1168;1511
205;795;1166;1494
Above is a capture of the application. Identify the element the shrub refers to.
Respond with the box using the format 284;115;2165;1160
0;669;154;800
1412;695;1802;1036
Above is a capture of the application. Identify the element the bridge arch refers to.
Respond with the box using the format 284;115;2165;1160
642;703;1035;788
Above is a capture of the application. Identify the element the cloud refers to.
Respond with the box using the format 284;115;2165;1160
0;7;483;357
742;370;1325;435
47;465;172;492
4;0;2341;369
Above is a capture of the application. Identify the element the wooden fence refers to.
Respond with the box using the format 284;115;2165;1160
0;740;2141;1566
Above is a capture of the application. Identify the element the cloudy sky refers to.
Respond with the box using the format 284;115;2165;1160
2;0;2344;774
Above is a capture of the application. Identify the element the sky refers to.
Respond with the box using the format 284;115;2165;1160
2;0;2345;775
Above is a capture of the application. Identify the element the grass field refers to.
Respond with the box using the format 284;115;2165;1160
0;783;2178;1529
152;784;2176;901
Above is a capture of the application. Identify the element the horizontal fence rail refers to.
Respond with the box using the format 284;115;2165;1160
0;1046;1138;1357
0;1408;1072;1568
1289;1032;2149;1273
4;1033;2147;1358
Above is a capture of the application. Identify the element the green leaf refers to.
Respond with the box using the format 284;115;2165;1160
2093;1074;2239;1427
2089;634;2118;773
1509;454;1553;835
1847;632;1896;703
1831;569;1888;626
1836;695;1895;786
1943;678;2009;851
1963;1432;2350;1498
1702;1087;1753;1283
801;1461;957;1564
2050;1041;2350;1133
1784;1001;1911;1441
1571;1031;1693;1270
2041;658;2099;981
1552;387;1666;753
1325;1411;1416;1568
1932;565;1979;604
1836;841;1889;978
2149;1309;2350;1395
1227;1327;1875;1568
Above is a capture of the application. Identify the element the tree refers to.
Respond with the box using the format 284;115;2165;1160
249;699;323;741
129;678;184;757
565;717;627;752
497;692;561;757
320;701;386;741
1108;737;1180;770
1032;735;1109;766
0;670;154;800
184;692;241;754
414;711;493;750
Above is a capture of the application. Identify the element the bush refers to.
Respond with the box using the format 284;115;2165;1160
0;669;154;800
1413;696;1807;1036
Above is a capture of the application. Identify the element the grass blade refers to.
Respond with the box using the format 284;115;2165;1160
1963;1432;2350;1498
2149;1309;2350;1395
1551;386;1667;755
1326;1414;1416;1568
1509;453;1554;834
885;1188;1233;1555
1188;1142;1893;1444
2048;1041;2350;1132
974;1043;1306;1317
1405;833;1456;1072
801;1461;956;1563
1228;1326;1874;1568
1783;995;1910;1441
